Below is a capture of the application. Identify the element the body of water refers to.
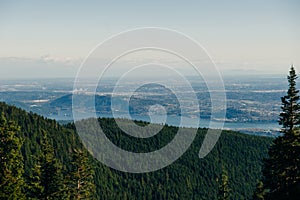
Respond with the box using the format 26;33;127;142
51;111;280;134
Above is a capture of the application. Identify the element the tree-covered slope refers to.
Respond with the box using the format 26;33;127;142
0;102;272;199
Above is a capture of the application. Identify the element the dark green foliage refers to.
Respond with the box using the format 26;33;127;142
0;112;26;199
27;161;43;199
279;66;300;130
0;102;95;199
26;130;65;199
65;148;96;199
77;117;272;199
260;66;300;199
36;131;64;199
0;102;272;199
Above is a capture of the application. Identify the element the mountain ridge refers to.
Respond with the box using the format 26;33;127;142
0;102;272;199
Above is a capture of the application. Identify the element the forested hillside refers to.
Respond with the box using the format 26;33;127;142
0;102;272;199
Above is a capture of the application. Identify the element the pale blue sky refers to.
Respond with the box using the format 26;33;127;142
0;0;299;78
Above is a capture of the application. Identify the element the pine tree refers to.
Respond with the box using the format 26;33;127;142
261;66;300;199
33;130;64;199
0;112;26;199
27;162;44;199
66;148;96;199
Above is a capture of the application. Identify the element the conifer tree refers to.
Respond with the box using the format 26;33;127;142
0;112;26;199
261;66;300;199
34;130;64;199
27;162;43;199
66;148;96;199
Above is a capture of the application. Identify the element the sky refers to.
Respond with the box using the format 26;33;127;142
0;0;300;79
